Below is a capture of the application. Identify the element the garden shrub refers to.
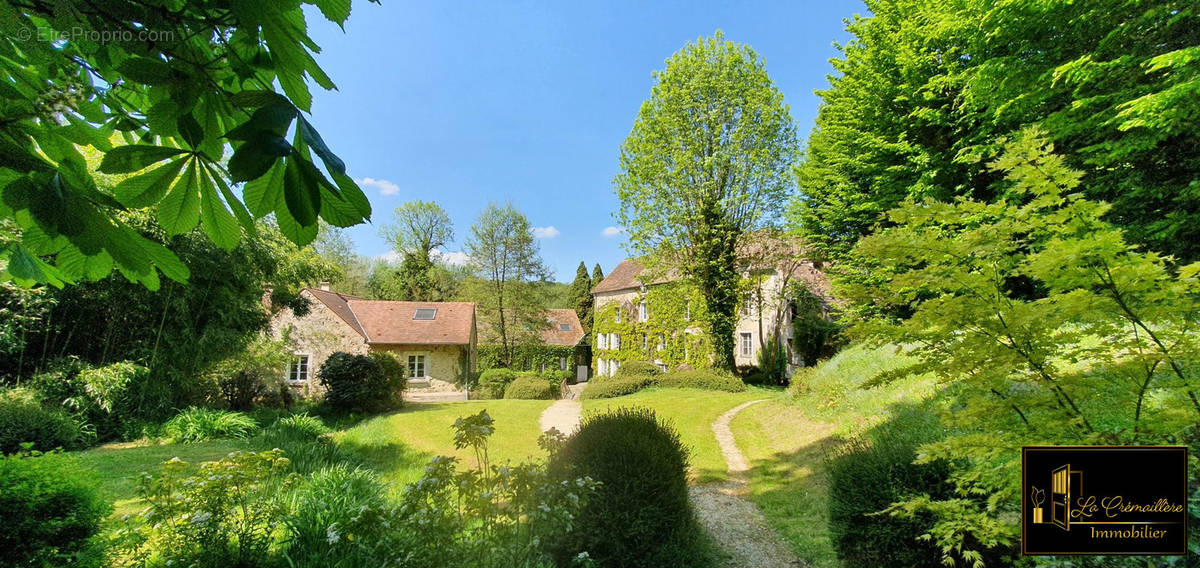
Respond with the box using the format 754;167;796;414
370;351;407;408
827;406;952;568
477;368;518;399
210;336;293;411
542;369;574;384
254;413;349;475
752;335;789;386
0;451;110;567
548;406;707;566
29;359;148;441
580;375;655;399
110;450;297;568
318;352;395;413
504;375;558;399
0;390;85;454
284;464;398;566
162;407;258;442
615;360;661;377
658;368;747;392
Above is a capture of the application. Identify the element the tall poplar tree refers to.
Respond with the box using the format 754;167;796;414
614;32;798;370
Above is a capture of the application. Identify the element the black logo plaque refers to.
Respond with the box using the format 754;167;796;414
1022;446;1188;556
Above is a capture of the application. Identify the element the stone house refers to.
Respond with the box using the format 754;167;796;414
590;251;830;378
269;286;476;396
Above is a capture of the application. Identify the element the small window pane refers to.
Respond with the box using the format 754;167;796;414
559;323;571;331
413;308;437;320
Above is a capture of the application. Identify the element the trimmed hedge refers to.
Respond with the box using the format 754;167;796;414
478;368;518;399
504;375;558;400
548;407;707;566
0;391;85;454
582;368;746;399
657;369;746;392
616;360;662;377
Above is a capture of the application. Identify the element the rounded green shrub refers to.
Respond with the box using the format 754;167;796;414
615;360;662;377
580;375;655;399
504;375;558;399
543;369;574;384
370;351;407;408
827;407;952;567
163;407;258;442
477;368;518;399
548;407;705;566
318;352;394;413
0;391;85;454
0;452;110;567
658;369;746;392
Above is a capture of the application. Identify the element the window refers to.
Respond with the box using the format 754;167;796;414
641;333;648;351
407;354;427;378
413;308;437;320
559;356;569;371
288;354;310;383
612;334;621;349
559;323;571;331
657;334;665;352
685;299;691;321
740;332;753;357
742;292;754;316
614;309;621;323
638;302;648;322
612;360;620;375
597;333;607;350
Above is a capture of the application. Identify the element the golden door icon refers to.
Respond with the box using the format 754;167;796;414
1051;464;1070;529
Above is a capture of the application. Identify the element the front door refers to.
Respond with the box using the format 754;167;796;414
577;365;589;382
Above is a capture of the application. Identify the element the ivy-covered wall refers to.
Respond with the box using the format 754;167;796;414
591;282;715;370
476;344;583;374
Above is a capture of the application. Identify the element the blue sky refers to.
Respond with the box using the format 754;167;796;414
304;1;863;282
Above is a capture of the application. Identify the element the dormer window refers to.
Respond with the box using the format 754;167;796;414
413;308;437;320
559;323;571;331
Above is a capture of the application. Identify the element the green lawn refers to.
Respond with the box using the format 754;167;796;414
581;386;777;483
76;439;251;518
335;399;555;489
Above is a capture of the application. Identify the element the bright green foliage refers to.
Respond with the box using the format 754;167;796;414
583;368;745;399
464;203;550;367
369;351;407;407
789;283;839;366
477;367;518;399
842;131;1200;564
27;360;149;442
401;410;599;567
657;369;745;392
581;375;656;400
616;360;662;378
475;344;577;375
615;32;798;370
209;335;293;411
752;335;788;386
0;451;110;568
378;201;456;301
317;352;397;414
110;450;298;567
254;413;347;475
793;0;1200;262
0;1;374;289
569;261;594;330
313;224;372;297
0;389;85;454
592;282;714;369
503;375;558;400
548;406;708;566
283;464;395;566
592;264;604;286
163;407;258;443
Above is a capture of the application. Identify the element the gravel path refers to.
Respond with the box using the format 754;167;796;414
539;398;582;435
692;399;806;568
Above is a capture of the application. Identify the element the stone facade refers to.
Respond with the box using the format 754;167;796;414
372;343;472;384
268;289;368;398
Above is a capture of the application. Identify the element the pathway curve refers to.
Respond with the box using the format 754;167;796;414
539;384;584;434
690;399;806;568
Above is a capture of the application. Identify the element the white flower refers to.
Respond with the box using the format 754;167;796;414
326;523;341;545
190;512;212;525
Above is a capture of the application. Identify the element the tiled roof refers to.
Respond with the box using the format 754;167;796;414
304;289;475;345
590;259;675;294
542;309;585;346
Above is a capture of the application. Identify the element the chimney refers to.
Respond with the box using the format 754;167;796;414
319;281;331;291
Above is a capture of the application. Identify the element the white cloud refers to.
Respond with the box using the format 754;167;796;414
374;250;403;263
532;226;560;239
356;177;400;196
602;226;624;237
432;249;473;267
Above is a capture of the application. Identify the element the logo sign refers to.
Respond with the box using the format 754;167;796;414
1022;446;1188;555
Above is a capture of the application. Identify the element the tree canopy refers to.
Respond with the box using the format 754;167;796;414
791;0;1200;260
0;1;374;290
615;31;798;369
